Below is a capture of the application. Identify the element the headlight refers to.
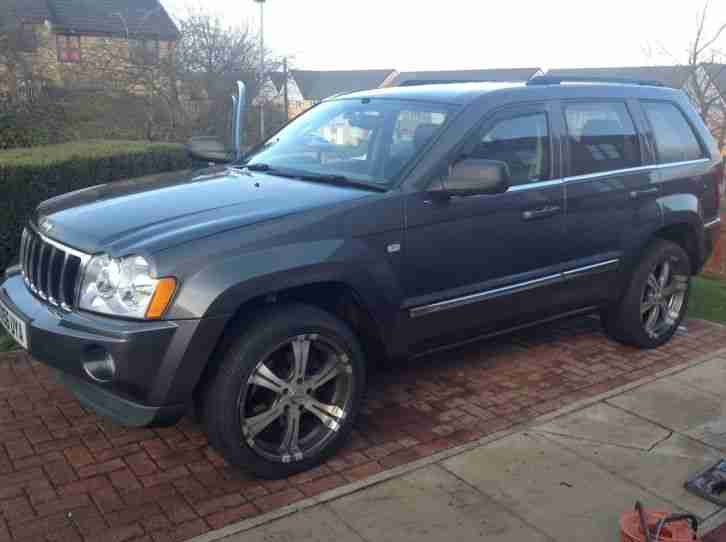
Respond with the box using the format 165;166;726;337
79;254;176;319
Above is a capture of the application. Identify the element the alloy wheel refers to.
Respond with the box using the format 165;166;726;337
640;259;688;339
238;334;354;464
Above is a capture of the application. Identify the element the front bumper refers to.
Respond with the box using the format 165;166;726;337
1;267;227;427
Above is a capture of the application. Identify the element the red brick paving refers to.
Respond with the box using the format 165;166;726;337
1;316;725;542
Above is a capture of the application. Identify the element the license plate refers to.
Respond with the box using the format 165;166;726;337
0;298;28;349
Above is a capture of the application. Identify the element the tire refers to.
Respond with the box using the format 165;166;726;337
203;303;366;479
601;240;691;349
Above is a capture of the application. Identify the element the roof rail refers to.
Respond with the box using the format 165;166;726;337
398;79;494;87
527;76;666;87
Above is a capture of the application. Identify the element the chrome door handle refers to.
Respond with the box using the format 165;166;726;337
630;187;660;199
522;205;562;221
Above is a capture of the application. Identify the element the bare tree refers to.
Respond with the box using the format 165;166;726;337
681;2;726;150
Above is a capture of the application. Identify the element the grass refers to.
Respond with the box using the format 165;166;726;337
0;140;185;168
688;275;726;324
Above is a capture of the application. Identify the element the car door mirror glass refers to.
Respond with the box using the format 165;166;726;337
442;159;511;196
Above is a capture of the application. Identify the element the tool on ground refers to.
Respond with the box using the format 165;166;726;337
685;459;726;506
619;502;699;542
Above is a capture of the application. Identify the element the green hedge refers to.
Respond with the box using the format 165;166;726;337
0;140;191;271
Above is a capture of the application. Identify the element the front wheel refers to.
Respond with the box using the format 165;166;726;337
601;240;691;349
203;304;366;478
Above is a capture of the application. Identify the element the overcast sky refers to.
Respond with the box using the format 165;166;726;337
162;0;726;71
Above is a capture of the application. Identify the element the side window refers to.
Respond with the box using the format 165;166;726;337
642;101;704;164
387;109;448;178
471;112;550;186
565;102;640;176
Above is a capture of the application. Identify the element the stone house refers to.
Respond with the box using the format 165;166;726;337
0;0;179;102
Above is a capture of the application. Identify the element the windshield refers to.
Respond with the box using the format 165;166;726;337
243;99;454;189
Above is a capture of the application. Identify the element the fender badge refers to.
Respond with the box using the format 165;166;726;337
387;243;401;254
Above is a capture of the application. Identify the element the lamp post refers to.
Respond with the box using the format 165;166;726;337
253;0;266;140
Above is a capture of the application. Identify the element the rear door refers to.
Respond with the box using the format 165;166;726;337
558;99;658;306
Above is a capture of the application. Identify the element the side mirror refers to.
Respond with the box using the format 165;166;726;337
186;81;247;165
441;159;511;196
186;136;232;164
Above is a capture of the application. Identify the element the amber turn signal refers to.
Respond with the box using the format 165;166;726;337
145;278;177;319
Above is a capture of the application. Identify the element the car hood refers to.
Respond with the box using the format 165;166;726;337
35;166;372;256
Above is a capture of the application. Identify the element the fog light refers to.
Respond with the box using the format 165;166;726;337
82;347;116;383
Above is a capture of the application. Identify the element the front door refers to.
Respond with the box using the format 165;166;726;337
401;103;568;352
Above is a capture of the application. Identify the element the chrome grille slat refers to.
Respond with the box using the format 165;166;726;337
19;226;86;312
58;252;69;308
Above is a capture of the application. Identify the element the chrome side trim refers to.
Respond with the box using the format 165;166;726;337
704;217;722;229
409;258;621;319
562;258;620;278
409;273;563;319
565;165;654;184
654;158;711;169
508;179;564;192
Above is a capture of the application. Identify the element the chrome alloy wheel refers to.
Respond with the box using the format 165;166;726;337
640;259;688;339
238;334;354;464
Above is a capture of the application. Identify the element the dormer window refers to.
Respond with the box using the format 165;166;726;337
57;35;81;63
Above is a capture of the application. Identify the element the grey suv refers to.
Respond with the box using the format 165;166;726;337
0;77;723;477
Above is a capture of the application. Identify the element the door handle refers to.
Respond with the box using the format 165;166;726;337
629;187;660;199
522;205;562;221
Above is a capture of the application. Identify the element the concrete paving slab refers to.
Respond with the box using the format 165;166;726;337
538;431;721;518
220;505;365;542
674;358;726;398
537;402;670;450
607;378;725;432
327;464;550;542
685;418;726;452
442;432;676;542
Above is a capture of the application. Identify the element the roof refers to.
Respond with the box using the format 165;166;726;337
703;63;726;100
291;69;396;101
3;0;179;39
390;68;542;86
339;80;681;107
545;66;695;89
2;0;52;24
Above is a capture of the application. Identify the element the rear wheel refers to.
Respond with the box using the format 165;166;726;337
601;240;691;349
203;304;366;478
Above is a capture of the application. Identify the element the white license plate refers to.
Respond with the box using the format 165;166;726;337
0;298;28;349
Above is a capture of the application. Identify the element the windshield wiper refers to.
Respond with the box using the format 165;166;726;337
296;173;387;193
244;163;273;172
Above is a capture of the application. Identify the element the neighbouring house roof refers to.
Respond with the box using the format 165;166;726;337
390;68;542;86
291;69;397;101
703;63;726;101
545;65;695;88
2;0;178;39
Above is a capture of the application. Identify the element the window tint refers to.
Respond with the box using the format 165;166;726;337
472;112;550;185
642;101;704;164
565;102;640;176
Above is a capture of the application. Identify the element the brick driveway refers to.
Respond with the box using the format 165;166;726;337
1;316;725;542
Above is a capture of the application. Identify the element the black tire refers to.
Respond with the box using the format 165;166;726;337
601;240;691;349
203;303;366;479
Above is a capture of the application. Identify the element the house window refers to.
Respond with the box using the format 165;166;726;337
57;35;81;63
129;39;159;64
19;24;38;52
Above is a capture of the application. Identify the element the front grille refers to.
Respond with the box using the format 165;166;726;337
19;227;86;311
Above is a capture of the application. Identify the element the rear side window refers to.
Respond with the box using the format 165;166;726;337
642;101;704;164
565;102;641;176
472;112;550;186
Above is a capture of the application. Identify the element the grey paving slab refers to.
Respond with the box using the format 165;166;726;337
220;505;365;542
327;464;550;542
673;357;726;398
536;402;670;450
606;378;725;432
442;432;676;542
538;431;721;518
